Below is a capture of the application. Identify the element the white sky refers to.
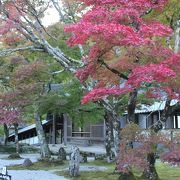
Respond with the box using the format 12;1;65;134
42;6;60;27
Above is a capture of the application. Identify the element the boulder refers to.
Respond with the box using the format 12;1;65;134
23;158;33;167
58;147;66;161
80;152;87;163
8;153;21;159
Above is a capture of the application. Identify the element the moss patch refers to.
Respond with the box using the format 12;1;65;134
56;171;119;180
8;160;66;171
8;159;180;180
8;153;22;159
0;145;16;153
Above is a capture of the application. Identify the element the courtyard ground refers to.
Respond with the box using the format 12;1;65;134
0;154;68;180
0;152;179;180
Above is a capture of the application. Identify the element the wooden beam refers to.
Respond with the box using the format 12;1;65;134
63;114;68;145
52;114;56;144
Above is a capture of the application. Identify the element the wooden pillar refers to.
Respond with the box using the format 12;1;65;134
175;115;178;129
103;119;106;142
49;126;51;144
63;114;68;145
52;114;56;144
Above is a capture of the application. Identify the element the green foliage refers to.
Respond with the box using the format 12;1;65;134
120;123;141;142
0;125;4;135
0;145;16;153
136;93;156;107
47;23;82;60
112;95;129;116
21;108;35;124
38;78;105;126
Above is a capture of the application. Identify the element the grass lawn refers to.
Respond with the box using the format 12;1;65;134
155;161;180;180
56;160;180;180
8;159;180;180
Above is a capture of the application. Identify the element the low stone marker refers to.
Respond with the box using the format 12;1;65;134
69;146;80;177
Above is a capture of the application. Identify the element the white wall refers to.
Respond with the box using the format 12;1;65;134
166;117;174;129
120;116;126;128
138;114;147;129
19;136;39;145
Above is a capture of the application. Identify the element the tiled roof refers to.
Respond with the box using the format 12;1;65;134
135;100;178;114
9;120;49;137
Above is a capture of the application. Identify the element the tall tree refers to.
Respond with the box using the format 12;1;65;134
65;0;180;179
0;0;122;158
0;58;52;158
0;0;179;177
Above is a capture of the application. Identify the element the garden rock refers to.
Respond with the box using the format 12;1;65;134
23;158;33;167
8;153;21;159
95;154;106;160
58;147;66;161
69;146;80;177
80;152;87;163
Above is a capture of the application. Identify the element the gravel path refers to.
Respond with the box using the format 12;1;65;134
0;154;40;167
9;170;68;180
59;165;107;172
0;153;107;180
0;154;69;180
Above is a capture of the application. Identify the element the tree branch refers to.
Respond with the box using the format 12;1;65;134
0;46;44;57
99;60;128;80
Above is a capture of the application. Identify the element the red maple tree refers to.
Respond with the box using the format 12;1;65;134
65;0;180;103
65;0;180;178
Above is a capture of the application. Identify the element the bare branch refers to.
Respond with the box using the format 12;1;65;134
174;20;180;54
51;69;65;74
51;0;85;56
51;0;65;22
0;46;44;57
11;0;56;40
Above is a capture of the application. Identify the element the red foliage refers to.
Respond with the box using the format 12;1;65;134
0;61;47;125
65;0;179;103
75;62;95;83
81;87;131;104
161;146;180;166
128;64;176;87
117;124;180;172
0;92;22;124
0;1;26;44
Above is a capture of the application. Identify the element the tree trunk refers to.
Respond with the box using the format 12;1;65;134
142;153;159;180
127;89;137;123
104;111;114;162
119;172;136;180
143;100;171;179
14;123;20;154
174;20;180;54
3;124;9;145
100;100;120;157
69;146;80;177
112;117;121;157
153;99;171;132
144;100;172;179
118;89;137;178
34;112;50;158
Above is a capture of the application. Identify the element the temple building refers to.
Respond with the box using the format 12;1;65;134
8;100;180;146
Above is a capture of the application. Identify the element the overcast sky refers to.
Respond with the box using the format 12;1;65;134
42;6;60;27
